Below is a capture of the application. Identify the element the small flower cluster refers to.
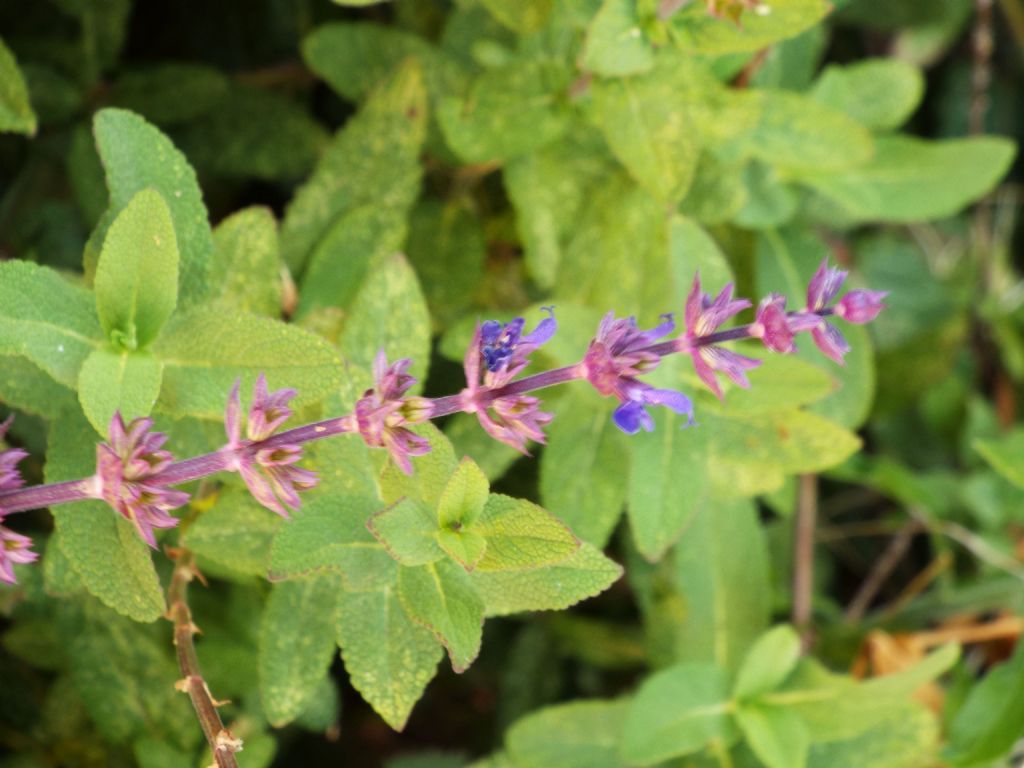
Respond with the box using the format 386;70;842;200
0;417;35;584
0;262;886;582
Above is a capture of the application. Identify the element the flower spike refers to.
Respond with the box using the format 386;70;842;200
0;418;36;584
460;310;558;453
582;312;693;434
224;376;317;517
348;351;434;474
93;414;190;548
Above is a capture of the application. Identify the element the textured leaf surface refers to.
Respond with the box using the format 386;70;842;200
582;0;654;76
281;60;426;273
369;498;446;566
620;662;734;764
183;486;284;578
438;457;489;529
46;407;165;622
77;348;163;435
152;307;342;419
0;37;37;134
808;703;939;768
93;108;214;306
668;0;829;53
269;493;394;592
437;59;570;163
472;494;578;572
94;188;178;348
506;699;631;768
209;206;281;316
260;576;340;726
337;585;443;730
0;355;77;418
540;391;629;548
0;261;103;388
339;252;431;376
811;59;924;131
398;560;484;672
471;544;622;617
799;136;1016;222
590;65;701;204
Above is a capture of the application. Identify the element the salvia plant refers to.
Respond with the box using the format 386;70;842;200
1;0;1023;767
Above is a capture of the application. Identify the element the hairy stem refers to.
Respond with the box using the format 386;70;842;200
0;309;830;515
168;549;241;768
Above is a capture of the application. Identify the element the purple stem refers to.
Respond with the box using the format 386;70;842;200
0;309;828;516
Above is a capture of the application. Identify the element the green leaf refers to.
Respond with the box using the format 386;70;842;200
620;662;735;765
109;63;227;126
667;0;829;53
506;699;631;768
798;136;1016;223
437;59;570;163
808;703;939;768
298;204;408;318
209;207;281;317
398;560;485;673
259;575;340;727
733;625;801;700
471;494;579;572
183;486;284;578
46;407;166;622
77;348;163;435
730;90;874;172
69;602;195;747
302;22;467;105
151;307;342;419
736;704;809;768
628;405;709;561
405;198;486;330
504;128;614;290
438;457;490;529
0;355;77;419
0;261;103;388
281;59;426;274
470;543;622;617
974;431;1024;490
590;62;702;205
810;59;924;131
380;422;459;510
0;37;37;134
479;0;554;33
945;639;1024;765
540;390;630;548
92;108;214;307
369;498;446;566
668;499;771;671
337;584;444;731
94;188;179;349
338;252;432;376
174;84;328;182
582;0;654;77
436;529;488;571
269;494;395;592
777;644;960;742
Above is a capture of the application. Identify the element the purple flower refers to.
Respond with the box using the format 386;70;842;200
0;521;36;585
0;416;28;495
0;418;36;584
835;290;888;324
683;275;761;398
348;351;434;475
224;374;318;517
802;260;886;365
460;310;558;454
93;414;190;548
752;294;822;354
581;312;693;434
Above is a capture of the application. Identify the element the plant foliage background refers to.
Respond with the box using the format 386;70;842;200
1;0;1023;766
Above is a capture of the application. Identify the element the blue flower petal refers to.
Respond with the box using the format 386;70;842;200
613;401;654;434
